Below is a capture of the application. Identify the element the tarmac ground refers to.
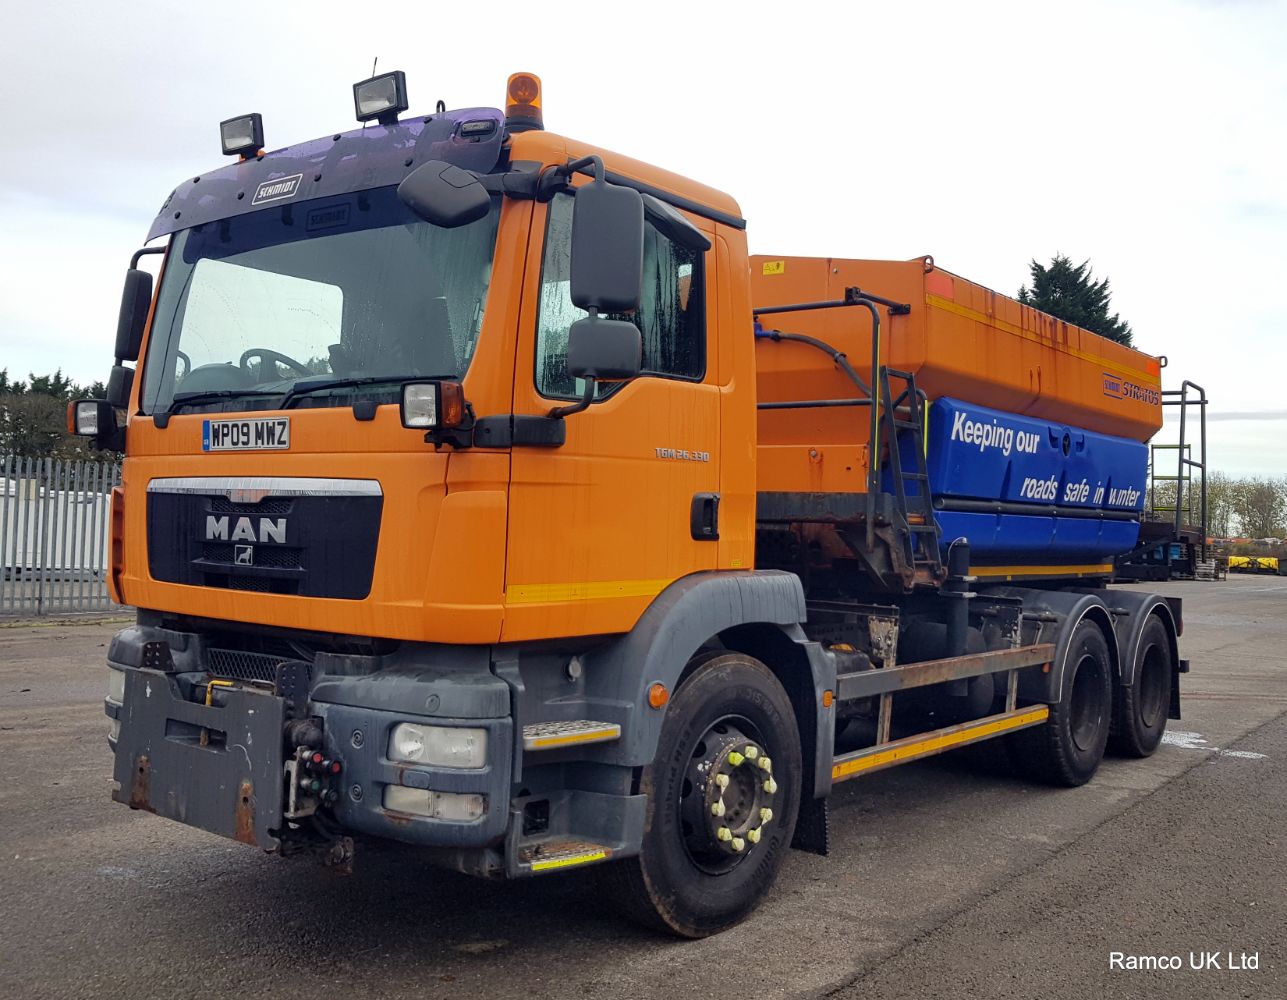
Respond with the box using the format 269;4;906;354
1;576;1284;999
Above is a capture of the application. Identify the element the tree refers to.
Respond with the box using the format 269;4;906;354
0;368;109;460
1230;476;1287;540
1205;471;1236;539
1018;255;1134;346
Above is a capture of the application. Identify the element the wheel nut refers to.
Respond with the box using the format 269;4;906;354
758;756;772;773
711;800;726;817
743;745;759;760
731;837;745;852
717;826;732;841
747;827;762;844
760;807;773;824
715;773;729;789
763;777;778;794
728;751;744;767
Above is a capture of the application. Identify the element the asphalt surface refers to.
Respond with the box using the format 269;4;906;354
1;577;1284;999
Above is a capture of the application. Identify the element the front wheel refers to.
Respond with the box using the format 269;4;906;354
614;652;801;937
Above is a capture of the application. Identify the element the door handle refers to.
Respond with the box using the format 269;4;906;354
690;493;720;541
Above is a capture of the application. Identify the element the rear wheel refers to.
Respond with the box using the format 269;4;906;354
614;652;801;937
1109;616;1173;757
1009;620;1112;786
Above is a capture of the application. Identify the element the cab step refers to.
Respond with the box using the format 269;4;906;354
522;720;621;751
518;838;614;873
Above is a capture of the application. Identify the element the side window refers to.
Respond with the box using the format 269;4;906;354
535;192;705;399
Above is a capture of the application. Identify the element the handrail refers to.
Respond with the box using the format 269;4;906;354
753;287;909;550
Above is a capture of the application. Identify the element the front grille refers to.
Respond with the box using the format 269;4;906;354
201;542;301;569
208;496;293;515
207;648;286;682
227;576;275;593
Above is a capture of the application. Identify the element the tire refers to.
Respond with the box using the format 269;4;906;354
1108;616;1173;758
613;652;802;938
1008;619;1113;787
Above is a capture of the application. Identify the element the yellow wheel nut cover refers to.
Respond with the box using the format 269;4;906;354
760;806;773;824
731;837;745;852
758;756;772;773
717;826;733;841
747;827;762;844
727;751;744;767
744;745;759;760
711;800;726;817
715;773;729;789
763;777;778;794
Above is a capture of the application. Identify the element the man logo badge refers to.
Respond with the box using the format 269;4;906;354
251;173;303;206
234;545;254;566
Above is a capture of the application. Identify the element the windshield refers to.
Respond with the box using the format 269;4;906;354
140;185;501;413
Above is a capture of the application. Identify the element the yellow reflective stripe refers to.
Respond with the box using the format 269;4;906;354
832;707;1049;780
528;728;619;750
505;578;672;604
972;563;1113;579
529;850;607;872
925;293;1161;387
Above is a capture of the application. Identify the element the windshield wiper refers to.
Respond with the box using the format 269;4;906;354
166;389;282;414
279;375;454;410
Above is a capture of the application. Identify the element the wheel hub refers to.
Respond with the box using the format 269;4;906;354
680;721;778;870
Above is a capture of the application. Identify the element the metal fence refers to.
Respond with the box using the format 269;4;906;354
1;456;123;615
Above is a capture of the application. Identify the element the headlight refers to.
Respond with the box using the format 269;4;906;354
107;667;125;705
384;785;486;821
388;723;487;769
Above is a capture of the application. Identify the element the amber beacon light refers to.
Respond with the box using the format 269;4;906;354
505;72;543;132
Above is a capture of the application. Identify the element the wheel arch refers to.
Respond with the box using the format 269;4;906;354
979;586;1119;702
580;571;835;799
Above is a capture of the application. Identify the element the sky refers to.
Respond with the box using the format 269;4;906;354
1;0;1283;477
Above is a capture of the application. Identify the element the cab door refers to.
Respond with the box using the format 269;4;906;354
502;191;720;642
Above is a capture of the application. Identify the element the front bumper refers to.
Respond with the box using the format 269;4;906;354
107;625;513;851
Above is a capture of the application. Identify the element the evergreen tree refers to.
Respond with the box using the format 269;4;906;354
1018;255;1134;346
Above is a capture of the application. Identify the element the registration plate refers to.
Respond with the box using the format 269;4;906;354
202;417;291;452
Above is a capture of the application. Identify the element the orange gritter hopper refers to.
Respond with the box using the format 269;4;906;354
750;255;1163;498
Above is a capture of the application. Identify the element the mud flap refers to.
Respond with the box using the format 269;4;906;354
112;668;285;850
792;796;829;856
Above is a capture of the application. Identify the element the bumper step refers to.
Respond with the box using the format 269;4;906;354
522;720;621;751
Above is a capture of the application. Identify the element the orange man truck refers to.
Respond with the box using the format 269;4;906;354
75;71;1186;937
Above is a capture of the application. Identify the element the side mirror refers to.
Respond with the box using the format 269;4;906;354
397;160;491;228
115;268;153;362
106;364;134;409
570;180;644;313
566;315;641;381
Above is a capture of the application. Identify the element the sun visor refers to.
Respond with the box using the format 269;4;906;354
147;107;505;242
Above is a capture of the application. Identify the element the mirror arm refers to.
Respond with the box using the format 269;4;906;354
539;154;607;201
129;246;165;270
548;377;596;420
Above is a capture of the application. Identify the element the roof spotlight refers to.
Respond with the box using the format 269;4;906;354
353;70;409;126
220;113;264;158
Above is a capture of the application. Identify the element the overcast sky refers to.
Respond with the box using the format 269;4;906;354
1;0;1283;476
